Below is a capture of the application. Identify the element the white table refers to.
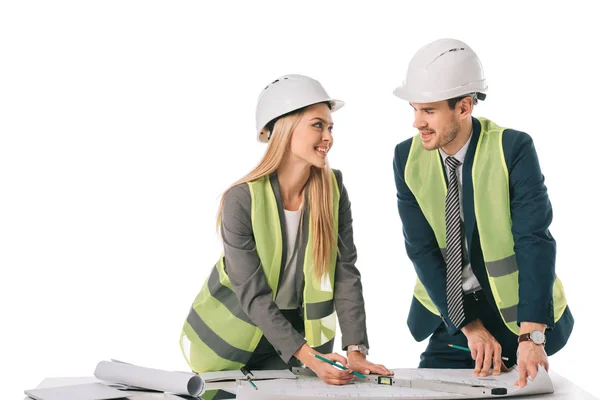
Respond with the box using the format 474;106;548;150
24;371;598;400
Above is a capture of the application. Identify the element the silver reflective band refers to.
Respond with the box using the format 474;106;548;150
186;308;253;364
207;265;256;326
312;338;335;355
500;304;518;323
305;299;334;320
485;255;518;278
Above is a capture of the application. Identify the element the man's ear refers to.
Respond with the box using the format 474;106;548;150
459;97;474;119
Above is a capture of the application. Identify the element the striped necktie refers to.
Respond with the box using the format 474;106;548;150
445;156;465;328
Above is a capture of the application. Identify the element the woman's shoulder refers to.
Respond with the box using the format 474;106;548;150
223;183;251;210
331;168;343;185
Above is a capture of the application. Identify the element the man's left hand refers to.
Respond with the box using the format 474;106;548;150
516;341;549;387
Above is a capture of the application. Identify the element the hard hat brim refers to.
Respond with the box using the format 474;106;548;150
393;82;487;103
257;98;345;143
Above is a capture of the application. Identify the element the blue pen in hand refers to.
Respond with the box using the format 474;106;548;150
309;352;366;379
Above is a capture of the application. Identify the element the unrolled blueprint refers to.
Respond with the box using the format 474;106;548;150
236;366;553;399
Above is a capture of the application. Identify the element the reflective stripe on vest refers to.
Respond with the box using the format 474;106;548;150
405;117;567;335
180;172;340;372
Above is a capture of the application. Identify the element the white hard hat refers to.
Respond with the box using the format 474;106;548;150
255;74;344;143
393;38;487;103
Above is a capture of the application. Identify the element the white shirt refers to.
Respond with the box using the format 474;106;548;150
439;131;482;294
274;205;302;309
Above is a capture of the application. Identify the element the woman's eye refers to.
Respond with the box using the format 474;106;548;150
313;122;323;129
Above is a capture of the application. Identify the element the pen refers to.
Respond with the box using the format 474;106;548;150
308;352;366;379
240;367;258;390
448;344;509;361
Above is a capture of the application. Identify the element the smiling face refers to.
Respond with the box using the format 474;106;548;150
287;102;334;168
411;100;461;151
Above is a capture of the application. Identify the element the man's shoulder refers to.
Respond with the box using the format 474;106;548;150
394;136;416;162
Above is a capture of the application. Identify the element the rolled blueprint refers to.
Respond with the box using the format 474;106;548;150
94;360;204;396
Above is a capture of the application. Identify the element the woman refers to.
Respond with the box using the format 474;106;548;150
180;74;391;385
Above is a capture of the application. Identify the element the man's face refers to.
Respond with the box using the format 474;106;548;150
411;100;461;151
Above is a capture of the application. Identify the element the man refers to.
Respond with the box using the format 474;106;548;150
392;38;573;387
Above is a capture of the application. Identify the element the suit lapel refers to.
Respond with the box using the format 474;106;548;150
463;117;481;254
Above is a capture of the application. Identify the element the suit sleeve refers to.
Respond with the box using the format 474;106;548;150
332;170;370;350
221;185;306;362
393;142;466;334
504;131;556;328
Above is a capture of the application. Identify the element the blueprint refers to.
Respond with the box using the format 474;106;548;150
236;366;552;399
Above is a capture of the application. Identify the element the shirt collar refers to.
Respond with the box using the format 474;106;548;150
439;127;473;165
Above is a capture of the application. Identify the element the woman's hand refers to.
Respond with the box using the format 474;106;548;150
294;344;355;385
347;351;393;376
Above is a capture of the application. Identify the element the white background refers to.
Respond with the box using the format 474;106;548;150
1;1;598;399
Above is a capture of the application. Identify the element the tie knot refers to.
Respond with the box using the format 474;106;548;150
445;156;461;170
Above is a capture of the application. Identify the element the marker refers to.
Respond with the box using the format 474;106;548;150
308;352;366;379
240;367;258;390
448;344;509;361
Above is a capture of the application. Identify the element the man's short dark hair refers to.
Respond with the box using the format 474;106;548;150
447;94;473;110
447;92;485;109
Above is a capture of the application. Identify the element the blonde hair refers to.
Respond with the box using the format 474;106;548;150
217;107;337;280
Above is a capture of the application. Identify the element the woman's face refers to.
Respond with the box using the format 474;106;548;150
288;103;334;169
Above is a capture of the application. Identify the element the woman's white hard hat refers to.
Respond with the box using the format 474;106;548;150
255;74;344;143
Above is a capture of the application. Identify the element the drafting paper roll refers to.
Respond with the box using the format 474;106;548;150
94;360;204;396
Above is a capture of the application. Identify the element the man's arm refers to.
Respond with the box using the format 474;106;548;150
504;130;556;328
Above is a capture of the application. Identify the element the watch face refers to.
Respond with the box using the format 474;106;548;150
530;330;545;344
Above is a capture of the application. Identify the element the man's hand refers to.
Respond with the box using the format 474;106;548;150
461;319;509;376
516;322;549;387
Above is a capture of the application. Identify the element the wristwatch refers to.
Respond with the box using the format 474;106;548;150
518;330;546;345
346;344;369;356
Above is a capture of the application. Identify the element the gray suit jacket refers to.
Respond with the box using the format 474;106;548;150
221;169;369;363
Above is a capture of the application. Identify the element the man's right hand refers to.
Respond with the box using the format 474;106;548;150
294;344;355;385
461;319;509;376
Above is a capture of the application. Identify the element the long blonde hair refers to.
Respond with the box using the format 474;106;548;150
217;107;336;280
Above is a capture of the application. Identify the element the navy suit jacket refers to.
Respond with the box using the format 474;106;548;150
393;117;573;356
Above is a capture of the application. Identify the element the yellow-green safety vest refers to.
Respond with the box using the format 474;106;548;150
405;117;567;335
180;172;340;372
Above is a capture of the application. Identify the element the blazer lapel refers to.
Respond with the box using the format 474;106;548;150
463;117;481;254
270;173;288;294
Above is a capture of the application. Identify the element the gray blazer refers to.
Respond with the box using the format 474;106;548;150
221;169;369;363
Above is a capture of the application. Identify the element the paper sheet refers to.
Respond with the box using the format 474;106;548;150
24;383;126;400
94;360;204;396
236;366;553;399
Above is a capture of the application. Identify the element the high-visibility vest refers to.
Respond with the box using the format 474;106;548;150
405;117;567;334
180;172;340;372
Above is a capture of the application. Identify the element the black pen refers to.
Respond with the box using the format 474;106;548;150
240;367;258;390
